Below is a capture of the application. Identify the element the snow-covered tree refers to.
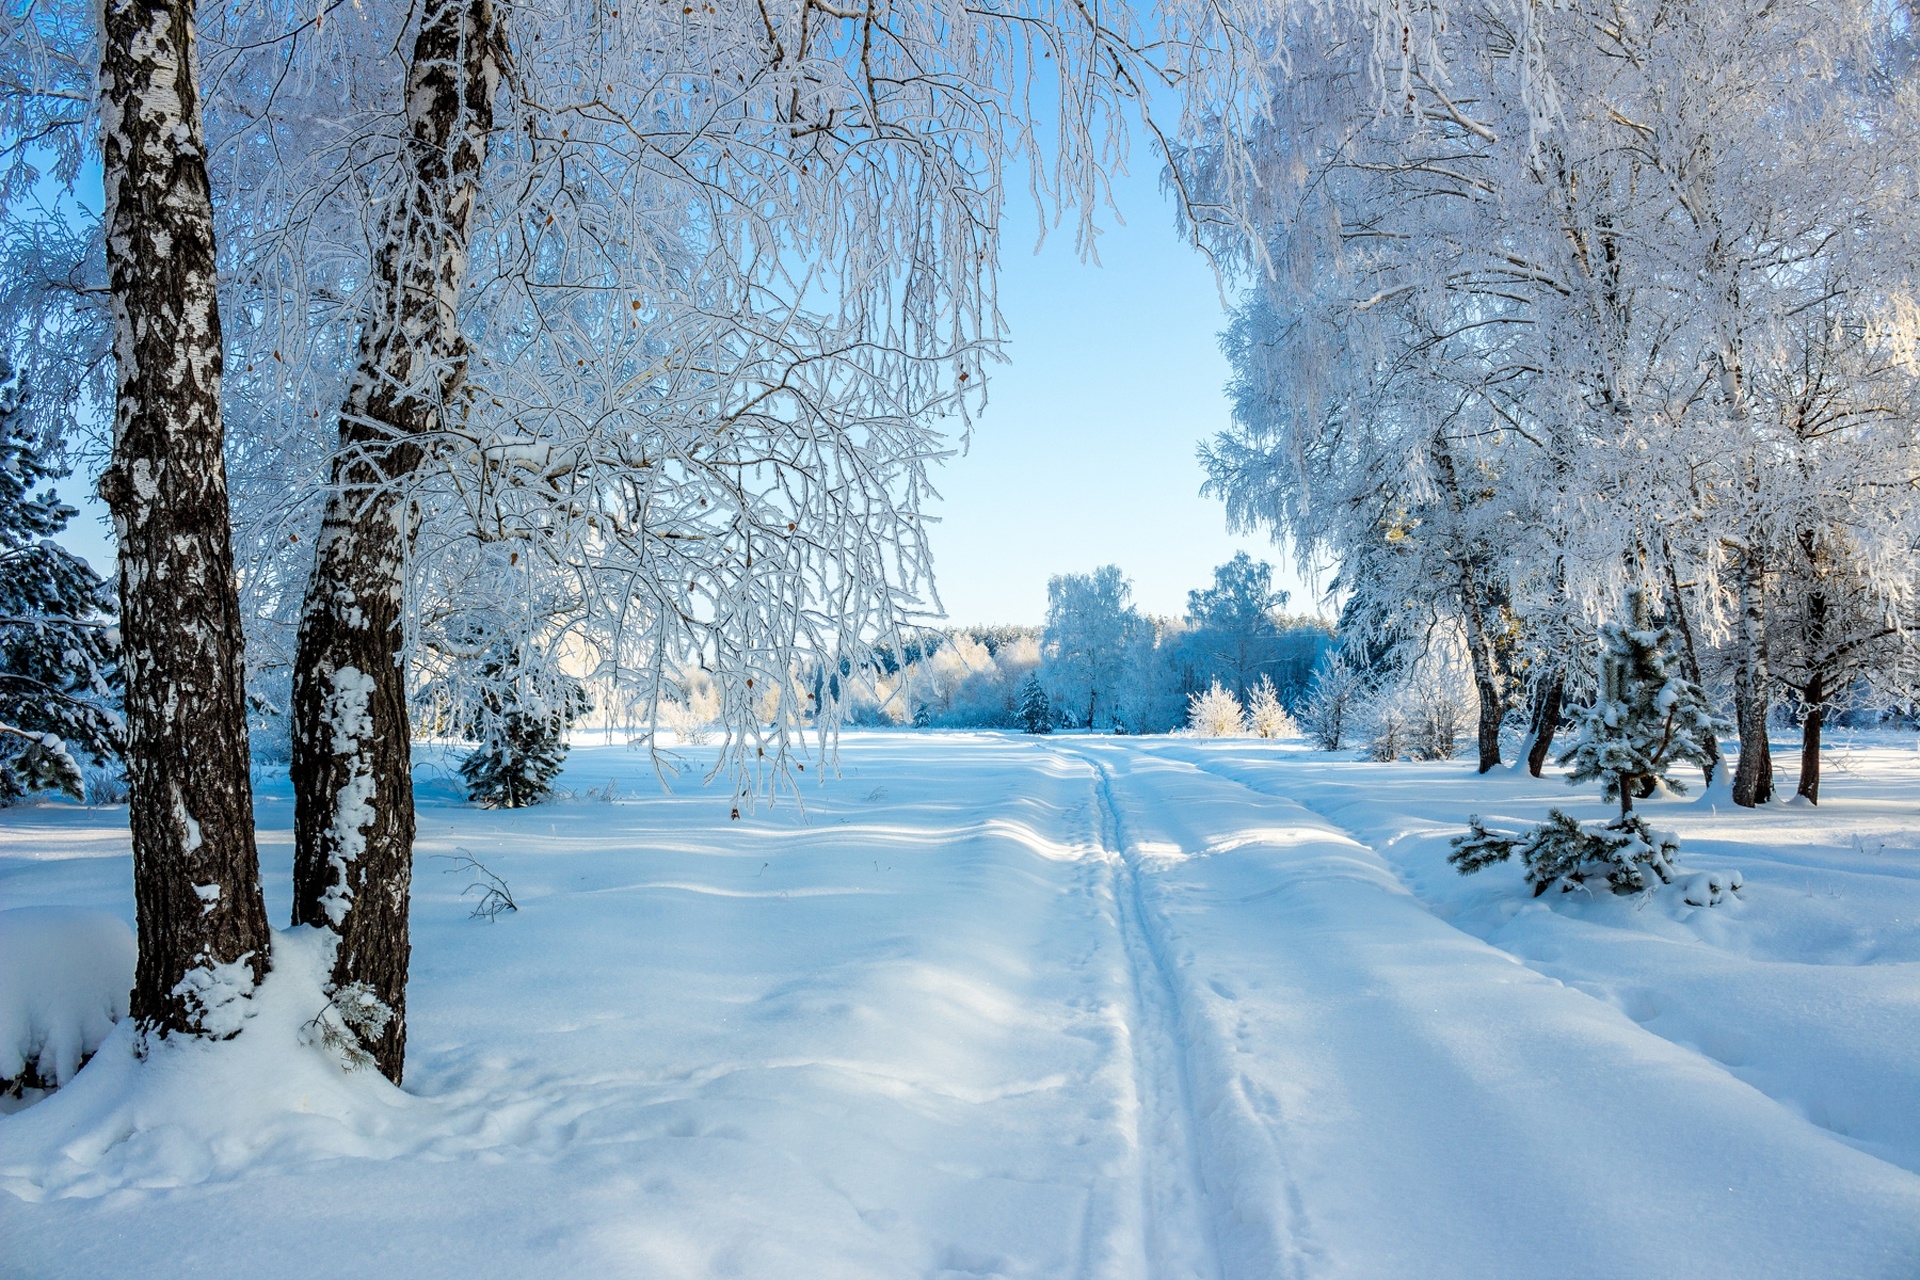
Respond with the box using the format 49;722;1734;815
1044;567;1144;730
1451;808;1684;897
1187;680;1245;737
1771;519;1919;803
1407;683;1464;763
1112;617;1195;735
1452;596;1724;895
94;0;274;1043
1185;552;1290;702
1364;698;1409;762
1301;653;1363;751
0;365;119;803
1245;676;1297;739
459;639;591;809
1017;673;1053;735
1562;589;1725;818
1185;0;1920;804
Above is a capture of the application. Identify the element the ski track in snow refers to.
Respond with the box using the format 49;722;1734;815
1071;743;1225;1279
1045;740;1920;1279
1064;745;1323;1280
4;733;1920;1278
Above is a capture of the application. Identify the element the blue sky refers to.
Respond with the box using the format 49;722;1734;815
921;161;1313;625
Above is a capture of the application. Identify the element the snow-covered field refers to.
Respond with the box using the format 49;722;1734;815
2;732;1918;1278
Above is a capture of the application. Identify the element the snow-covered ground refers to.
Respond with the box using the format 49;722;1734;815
2;732;1917;1278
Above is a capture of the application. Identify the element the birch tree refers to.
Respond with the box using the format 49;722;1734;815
1189;0;1920;799
188;0;1290;1077
274;0;506;1083
93;0;271;1041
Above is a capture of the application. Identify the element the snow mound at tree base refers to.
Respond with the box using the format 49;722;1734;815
1;907;134;1106
0;927;441;1200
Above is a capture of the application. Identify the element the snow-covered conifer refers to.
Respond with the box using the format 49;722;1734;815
1454;590;1732;897
1561;588;1724;817
1450;809;1684;896
459;640;591;809
0;367;119;802
1017;673;1053;735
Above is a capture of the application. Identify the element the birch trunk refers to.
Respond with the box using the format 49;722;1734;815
1796;672;1824;804
1523;673;1562;777
1460;582;1505;774
1730;543;1774;807
1660;542;1721;785
289;0;504;1083
96;0;272;1037
1430;436;1505;773
1794;586;1829;804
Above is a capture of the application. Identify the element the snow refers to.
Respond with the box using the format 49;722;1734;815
0;908;135;1104
1;732;1917;1276
169;953;261;1039
321;665;379;924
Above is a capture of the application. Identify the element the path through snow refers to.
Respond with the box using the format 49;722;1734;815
1;733;1916;1278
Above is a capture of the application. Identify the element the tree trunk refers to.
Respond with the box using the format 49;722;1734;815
289;0;504;1084
1429;435;1505;773
1465;624;1505;775
1659;542;1721;785
1730;544;1773;807
1796;671;1823;805
97;0;272;1038
1524;673;1562;777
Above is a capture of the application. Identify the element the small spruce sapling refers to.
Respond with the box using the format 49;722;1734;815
1563;587;1724;818
0;367;122;803
1017;672;1053;734
1451;589;1728;897
1451;809;1683;896
459;639;592;808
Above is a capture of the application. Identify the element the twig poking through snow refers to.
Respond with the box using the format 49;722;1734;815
435;851;517;922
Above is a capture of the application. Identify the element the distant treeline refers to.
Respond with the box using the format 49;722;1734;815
839;554;1334;734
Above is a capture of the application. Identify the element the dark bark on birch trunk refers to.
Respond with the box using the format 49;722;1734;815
97;0;272;1036
1731;545;1774;807
1659;544;1721;785
1524;675;1562;777
1468;651;1503;775
289;0;503;1083
1796;673;1823;804
1428;436;1504;773
1792;584;1828;804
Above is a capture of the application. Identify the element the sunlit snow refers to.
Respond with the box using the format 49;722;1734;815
3;733;1917;1276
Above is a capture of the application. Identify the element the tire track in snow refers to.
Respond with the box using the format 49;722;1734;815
1046;741;1222;1280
